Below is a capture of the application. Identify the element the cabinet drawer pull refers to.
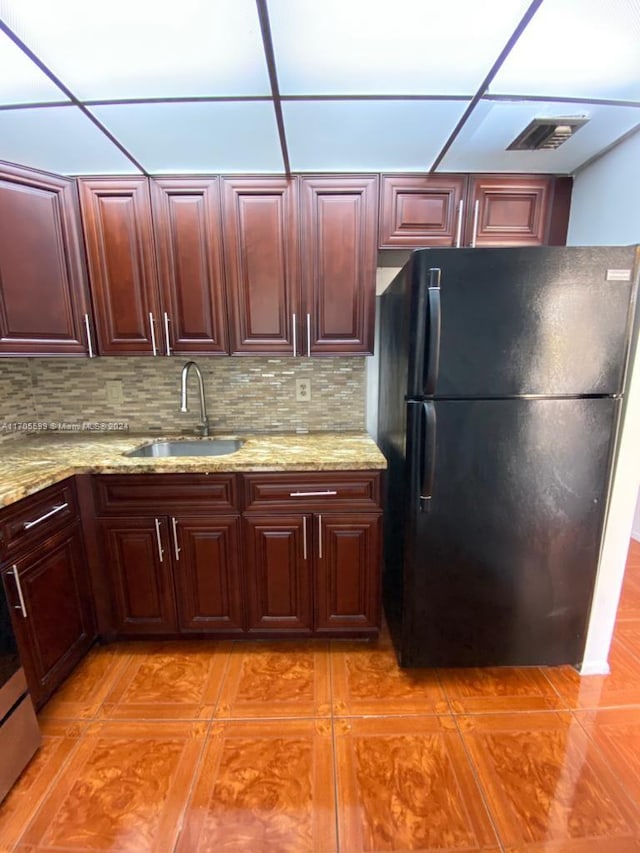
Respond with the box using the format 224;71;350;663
318;514;323;559
292;313;297;357
289;490;337;497
306;313;311;358
23;502;68;530
154;518;164;562
9;565;27;618
149;312;158;356
171;517;180;561
302;516;307;560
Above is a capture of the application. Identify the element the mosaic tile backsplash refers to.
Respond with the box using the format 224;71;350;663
0;356;366;440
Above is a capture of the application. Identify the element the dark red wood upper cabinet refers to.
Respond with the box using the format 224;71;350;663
222;178;299;355
466;175;554;247
78;177;161;355
0;162;92;356
300;176;378;356
379;174;468;248
151;178;229;355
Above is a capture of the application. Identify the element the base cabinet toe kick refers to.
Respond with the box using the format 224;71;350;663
90;471;383;640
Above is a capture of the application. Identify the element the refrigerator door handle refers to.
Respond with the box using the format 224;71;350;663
423;268;441;396
419;401;437;512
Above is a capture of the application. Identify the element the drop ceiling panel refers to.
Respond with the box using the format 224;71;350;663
0;106;140;174
491;0;640;101
0;31;69;104
91;102;284;173
0;0;270;99
269;0;533;95
439;100;640;173
283;100;470;171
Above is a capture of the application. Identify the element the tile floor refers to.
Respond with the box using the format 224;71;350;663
1;539;640;852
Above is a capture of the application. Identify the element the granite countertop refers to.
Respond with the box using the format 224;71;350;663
0;431;387;508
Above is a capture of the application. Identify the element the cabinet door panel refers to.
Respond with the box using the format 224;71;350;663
244;515;311;631
99;518;177;634
152;179;228;354
222;179;298;355
467;176;552;247
78;178;160;355
173;515;244;632
3;524;95;707
379;175;467;248
315;513;381;632
0;164;90;355
301;177;377;355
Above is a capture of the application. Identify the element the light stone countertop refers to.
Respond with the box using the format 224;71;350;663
0;431;387;508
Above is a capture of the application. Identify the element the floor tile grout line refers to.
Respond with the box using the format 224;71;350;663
170;715;215;853
567;708;640;828
9;718;89;851
449;714;507;853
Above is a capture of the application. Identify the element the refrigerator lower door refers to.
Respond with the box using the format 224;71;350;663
400;396;618;667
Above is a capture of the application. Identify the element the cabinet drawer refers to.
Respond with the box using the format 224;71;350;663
0;480;77;561
242;472;381;511
93;474;238;515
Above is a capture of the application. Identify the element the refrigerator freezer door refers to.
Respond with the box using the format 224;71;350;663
405;246;637;398
400;396;619;667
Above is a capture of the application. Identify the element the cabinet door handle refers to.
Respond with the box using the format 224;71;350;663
471;200;480;248
292;313;297;357
9;565;27;618
163;312;171;356
84;313;95;358
171;517;180;561
302;516;307;560
290;490;337;497
306;313;311;358
149;312;158;356
23;502;68;530
318;514;323;559
154;518;164;562
455;199;464;248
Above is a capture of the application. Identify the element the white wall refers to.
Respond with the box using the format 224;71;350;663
633;489;640;541
567;129;640;673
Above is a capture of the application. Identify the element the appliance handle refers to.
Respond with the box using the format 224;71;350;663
423;268;441;396
419;402;437;512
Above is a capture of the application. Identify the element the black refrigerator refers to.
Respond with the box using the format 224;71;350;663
377;246;639;668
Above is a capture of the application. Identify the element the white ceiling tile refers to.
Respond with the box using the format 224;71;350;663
0;105;140;174
491;0;640;101
91;102;284;173
0;31;69;104
283;100;469;171
0;0;270;99
438;99;640;173
269;0;532;95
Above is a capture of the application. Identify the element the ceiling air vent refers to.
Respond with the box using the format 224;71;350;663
507;116;589;151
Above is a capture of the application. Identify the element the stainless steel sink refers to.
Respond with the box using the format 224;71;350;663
125;439;244;458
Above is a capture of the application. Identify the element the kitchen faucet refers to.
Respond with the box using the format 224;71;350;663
180;361;210;437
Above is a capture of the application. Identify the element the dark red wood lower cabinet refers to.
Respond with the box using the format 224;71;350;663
315;513;382;632
99;517;178;635
172;515;244;633
2;524;95;708
243;515;312;632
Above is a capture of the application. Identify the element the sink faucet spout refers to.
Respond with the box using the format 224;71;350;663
180;361;210;436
